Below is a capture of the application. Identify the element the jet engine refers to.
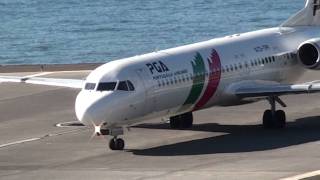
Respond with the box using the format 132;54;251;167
297;38;320;69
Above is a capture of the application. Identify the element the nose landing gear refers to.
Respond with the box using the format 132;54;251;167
101;127;125;151
109;137;125;150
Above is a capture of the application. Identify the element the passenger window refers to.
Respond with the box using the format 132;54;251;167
97;82;117;91
84;83;96;90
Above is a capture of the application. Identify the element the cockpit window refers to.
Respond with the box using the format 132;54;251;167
118;81;129;91
96;81;135;92
97;82;117;91
117;80;135;91
84;83;96;90
127;80;135;91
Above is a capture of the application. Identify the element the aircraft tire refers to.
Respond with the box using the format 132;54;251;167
275;110;286;128
170;112;193;129
181;113;193;128
109;138;125;150
263;110;273;129
170;117;181;129
263;110;286;129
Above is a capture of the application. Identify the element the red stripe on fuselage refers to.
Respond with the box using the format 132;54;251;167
193;49;221;111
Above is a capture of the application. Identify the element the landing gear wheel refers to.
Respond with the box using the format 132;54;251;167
109;138;125;150
109;139;116;150
263;110;273;129
262;110;286;129
181;113;193;128
275;110;286;128
170;117;181;129
263;96;288;129
170;112;193;129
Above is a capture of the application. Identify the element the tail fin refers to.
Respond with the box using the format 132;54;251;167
281;0;320;27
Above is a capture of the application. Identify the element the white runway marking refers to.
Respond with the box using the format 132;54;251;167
0;138;41;148
280;170;320;180
56;121;85;127
0;129;86;149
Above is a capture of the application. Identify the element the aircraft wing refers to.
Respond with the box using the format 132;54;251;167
0;76;84;89
233;80;320;98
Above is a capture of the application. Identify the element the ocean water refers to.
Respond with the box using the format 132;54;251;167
0;0;303;65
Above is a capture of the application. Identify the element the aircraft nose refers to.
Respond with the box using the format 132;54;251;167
75;90;109;126
75;91;92;126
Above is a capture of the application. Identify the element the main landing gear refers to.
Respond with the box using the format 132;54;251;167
262;96;287;129
170;112;193;129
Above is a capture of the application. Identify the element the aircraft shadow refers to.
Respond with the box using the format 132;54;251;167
130;116;320;156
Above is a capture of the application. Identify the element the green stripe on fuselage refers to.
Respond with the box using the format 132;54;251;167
180;52;206;111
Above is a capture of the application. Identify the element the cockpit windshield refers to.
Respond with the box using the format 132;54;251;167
92;80;135;92
117;80;135;91
97;82;117;91
84;83;96;90
127;81;135;91
117;81;128;91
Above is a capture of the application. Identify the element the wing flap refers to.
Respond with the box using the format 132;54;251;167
234;80;320;98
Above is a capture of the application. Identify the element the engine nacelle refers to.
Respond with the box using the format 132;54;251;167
297;38;320;70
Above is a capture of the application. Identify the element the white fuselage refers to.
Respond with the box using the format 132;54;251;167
75;26;320;128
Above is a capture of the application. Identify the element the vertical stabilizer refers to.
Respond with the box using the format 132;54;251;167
281;0;320;27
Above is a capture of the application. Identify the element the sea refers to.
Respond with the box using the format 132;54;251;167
0;0;303;65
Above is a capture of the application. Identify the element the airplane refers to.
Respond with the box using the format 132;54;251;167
1;0;320;150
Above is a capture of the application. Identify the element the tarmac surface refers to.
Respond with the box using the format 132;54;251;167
1;68;320;180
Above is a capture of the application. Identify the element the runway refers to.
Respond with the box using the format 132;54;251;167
1;67;320;180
